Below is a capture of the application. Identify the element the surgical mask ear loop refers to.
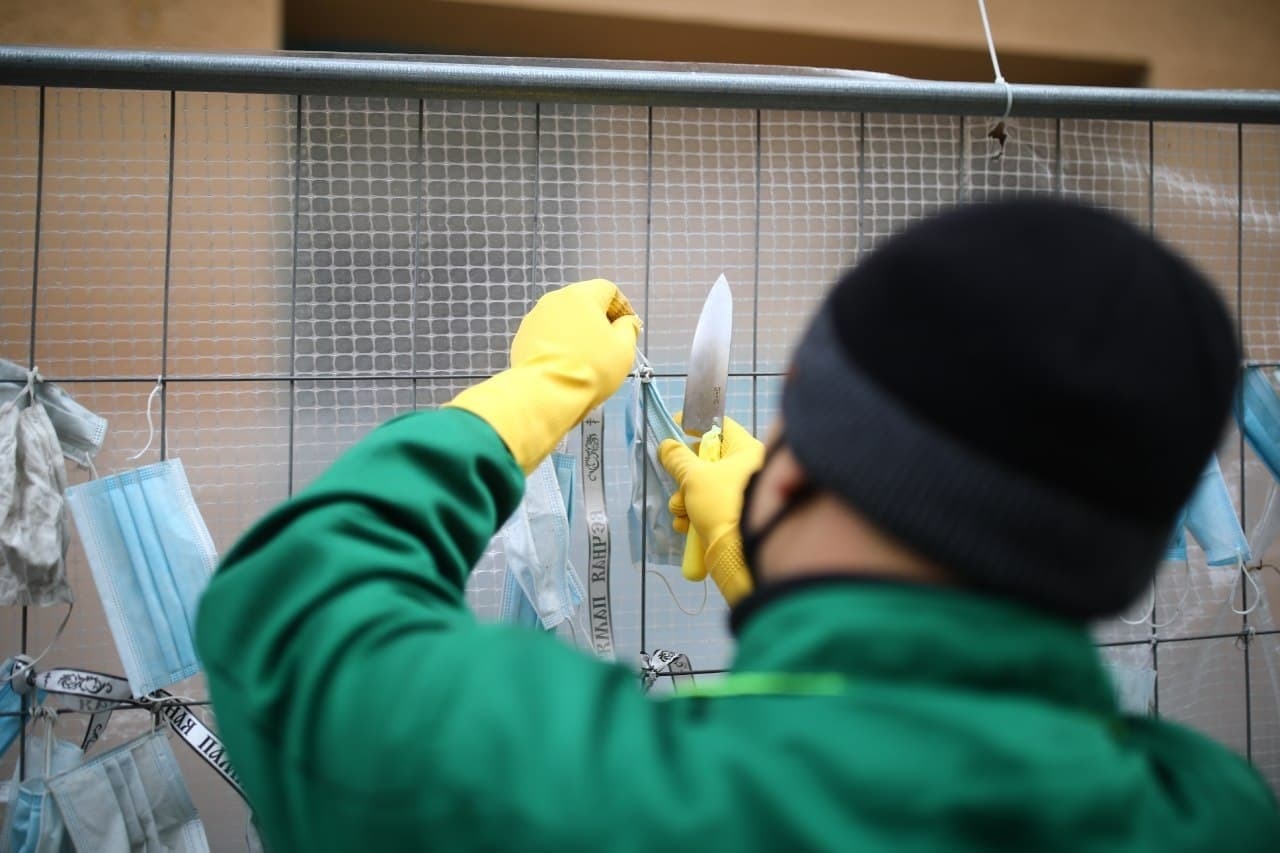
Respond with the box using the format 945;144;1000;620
1230;554;1264;616
43;709;54;776
1120;549;1200;629
126;376;163;463
0;603;73;687
1119;583;1158;626
648;569;708;617
27;703;59;777
23;366;41;406
634;349;652;379
1151;559;1193;630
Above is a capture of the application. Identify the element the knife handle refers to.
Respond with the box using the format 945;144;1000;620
680;426;723;583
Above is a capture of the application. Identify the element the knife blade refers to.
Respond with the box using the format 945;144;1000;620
679;274;733;583
682;274;733;437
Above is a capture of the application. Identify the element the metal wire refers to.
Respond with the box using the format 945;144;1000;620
1237;122;1251;759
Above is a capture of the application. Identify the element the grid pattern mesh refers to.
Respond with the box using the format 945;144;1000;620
2;86;1280;849
296;96;418;377
648;108;757;373
34;89;170;379
168;92;295;378
417;100;536;375
862;113;960;251
1242;125;1280;364
756;110;858;373
0;87;37;368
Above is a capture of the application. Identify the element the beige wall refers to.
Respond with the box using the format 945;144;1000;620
286;0;1280;89
2;1;1276;89
0;0;282;50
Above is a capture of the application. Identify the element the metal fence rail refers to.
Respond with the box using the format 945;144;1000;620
1;48;1279;852
3;47;1280;122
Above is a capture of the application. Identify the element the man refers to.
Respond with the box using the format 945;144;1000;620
198;199;1280;851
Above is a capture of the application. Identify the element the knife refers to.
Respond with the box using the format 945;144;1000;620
680;274;733;583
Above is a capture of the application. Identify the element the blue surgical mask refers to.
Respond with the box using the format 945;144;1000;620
65;459;217;697
553;451;578;533
1237;368;1280;558
1177;456;1250;567
3;783;59;853
499;448;581;627
626;379;687;572
1;721;82;853
500;453;584;629
0;658;45;762
1238;367;1280;481
499;569;544;629
47;729;210;853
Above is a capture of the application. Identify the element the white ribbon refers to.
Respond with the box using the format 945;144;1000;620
31;666;246;801
582;407;615;660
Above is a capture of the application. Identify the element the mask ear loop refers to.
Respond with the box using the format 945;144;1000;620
0;603;73;687
1230;554;1264;616
1118;584;1157;626
23;366;41;406
27;704;59;778
648;569;709;617
634;349;653;378
1151;558;1193;630
43;708;56;776
126;376;163;463
1118;555;1198;629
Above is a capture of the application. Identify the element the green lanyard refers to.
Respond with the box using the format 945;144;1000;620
665;673;1133;744
665;672;848;700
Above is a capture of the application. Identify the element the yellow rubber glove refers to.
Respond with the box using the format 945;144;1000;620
658;416;763;606
446;279;641;474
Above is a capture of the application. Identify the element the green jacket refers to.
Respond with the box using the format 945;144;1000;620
197;409;1280;852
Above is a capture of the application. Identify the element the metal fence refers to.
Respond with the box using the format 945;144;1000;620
2;47;1280;851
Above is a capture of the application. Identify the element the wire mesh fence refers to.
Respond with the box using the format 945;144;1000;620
1;51;1279;851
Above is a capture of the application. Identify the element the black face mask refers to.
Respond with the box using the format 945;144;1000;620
738;435;817;585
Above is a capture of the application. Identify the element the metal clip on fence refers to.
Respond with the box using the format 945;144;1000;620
641;650;695;694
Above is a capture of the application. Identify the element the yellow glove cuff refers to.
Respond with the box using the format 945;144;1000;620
705;531;753;606
445;366;590;474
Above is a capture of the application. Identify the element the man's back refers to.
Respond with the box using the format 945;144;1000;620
660;583;1278;851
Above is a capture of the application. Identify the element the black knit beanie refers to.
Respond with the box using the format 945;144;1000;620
783;198;1240;619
